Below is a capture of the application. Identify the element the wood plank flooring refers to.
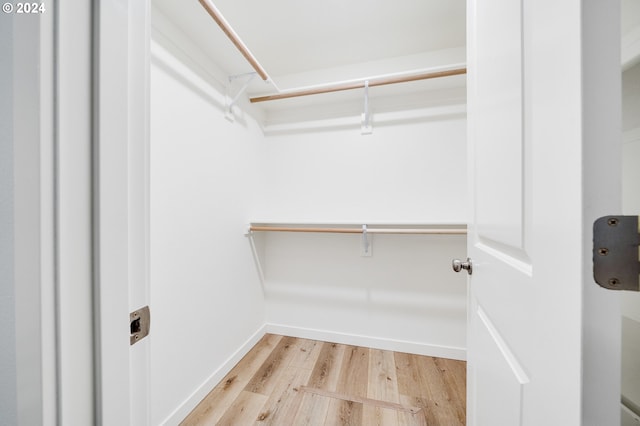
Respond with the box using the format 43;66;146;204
181;334;466;426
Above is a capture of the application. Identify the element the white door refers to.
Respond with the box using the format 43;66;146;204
465;1;621;425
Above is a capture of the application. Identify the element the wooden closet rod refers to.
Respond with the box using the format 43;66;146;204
198;1;466;104
249;226;467;235
198;0;269;81
249;68;467;103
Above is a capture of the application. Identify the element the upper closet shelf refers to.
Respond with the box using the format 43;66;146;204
249;66;466;103
199;0;466;104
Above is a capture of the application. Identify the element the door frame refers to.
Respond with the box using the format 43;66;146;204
92;0;151;424
8;1;620;424
94;0;623;424
4;1;151;424
2;6;58;425
581;1;623;422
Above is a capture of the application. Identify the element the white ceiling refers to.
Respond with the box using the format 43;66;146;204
202;0;466;77
152;0;466;99
152;0;640;115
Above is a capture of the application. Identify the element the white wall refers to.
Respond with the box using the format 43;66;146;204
0;12;17;426
261;231;467;358
149;29;266;424
256;102;468;358
622;62;640;323
257;110;468;223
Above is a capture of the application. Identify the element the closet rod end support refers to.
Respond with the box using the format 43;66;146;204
361;113;373;135
225;101;236;122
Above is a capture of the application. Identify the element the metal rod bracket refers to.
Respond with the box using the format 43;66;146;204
361;80;373;135
225;72;257;122
361;224;372;256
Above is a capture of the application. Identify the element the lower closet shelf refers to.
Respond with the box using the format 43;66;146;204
247;222;467;236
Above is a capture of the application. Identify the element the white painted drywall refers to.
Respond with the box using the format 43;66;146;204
256;102;468;358
261;232;467;358
149;38;266;424
256;110;467;223
0;12;17;426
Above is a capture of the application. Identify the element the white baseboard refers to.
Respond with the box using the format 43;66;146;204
265;323;466;361
160;324;267;426
622;402;640;426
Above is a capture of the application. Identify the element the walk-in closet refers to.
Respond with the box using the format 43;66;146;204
4;1;637;425
142;1;640;424
150;1;467;424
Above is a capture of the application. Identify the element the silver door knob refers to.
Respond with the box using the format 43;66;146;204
452;258;473;275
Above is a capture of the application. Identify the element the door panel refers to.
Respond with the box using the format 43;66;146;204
474;0;524;250
472;303;528;426
466;0;620;425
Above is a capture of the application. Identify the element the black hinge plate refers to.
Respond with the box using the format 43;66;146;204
593;216;640;291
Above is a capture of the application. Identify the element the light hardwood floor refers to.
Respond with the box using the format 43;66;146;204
181;334;466;426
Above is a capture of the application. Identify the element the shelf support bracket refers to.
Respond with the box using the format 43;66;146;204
225;72;257;122
361;224;372;256
361;80;373;135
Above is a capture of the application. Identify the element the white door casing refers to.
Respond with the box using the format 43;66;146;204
466;1;621;425
94;0;150;424
127;1;152;425
3;6;57;425
90;0;623;424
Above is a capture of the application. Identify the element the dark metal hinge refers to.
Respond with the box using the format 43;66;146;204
593;216;640;291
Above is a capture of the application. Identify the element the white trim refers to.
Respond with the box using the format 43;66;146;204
0;13;16;423
582;1;623;423
623;127;640;144
8;6;58;424
56;1;95;423
622;25;640;70
160;325;268;426
127;0;151;424
39;7;57;421
265;323;467;361
93;0;139;424
621;402;640;424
